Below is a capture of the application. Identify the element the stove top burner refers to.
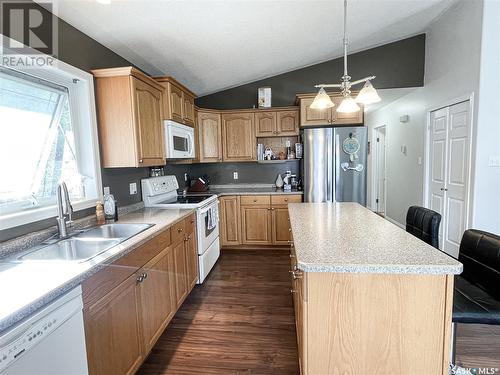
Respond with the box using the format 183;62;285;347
158;195;213;205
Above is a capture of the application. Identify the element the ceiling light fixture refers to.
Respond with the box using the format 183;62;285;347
311;0;381;113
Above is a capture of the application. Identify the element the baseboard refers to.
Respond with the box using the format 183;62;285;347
384;216;405;229
222;245;290;251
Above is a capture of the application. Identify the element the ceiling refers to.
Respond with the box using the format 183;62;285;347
49;0;456;96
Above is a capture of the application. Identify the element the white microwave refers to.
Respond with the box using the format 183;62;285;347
164;120;195;159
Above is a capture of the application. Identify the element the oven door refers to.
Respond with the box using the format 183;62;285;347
164;120;195;159
197;201;220;255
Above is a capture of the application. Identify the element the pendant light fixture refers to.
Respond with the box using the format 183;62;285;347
310;0;381;112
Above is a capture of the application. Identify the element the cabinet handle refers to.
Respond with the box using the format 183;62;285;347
284;198;288;202
136;273;147;283
190;219;195;224
290;289;297;294
440;188;448;191
288;228;292;232
290;270;303;279
139;159;143;163
290;254;295;258
177;228;183;233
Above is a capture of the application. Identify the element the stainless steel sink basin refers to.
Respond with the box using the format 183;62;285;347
18;223;154;263
18;238;121;262
77;223;153;240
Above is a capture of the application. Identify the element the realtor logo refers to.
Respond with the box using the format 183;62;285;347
0;0;57;67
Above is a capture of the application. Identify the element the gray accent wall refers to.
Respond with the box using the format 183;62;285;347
196;35;425;110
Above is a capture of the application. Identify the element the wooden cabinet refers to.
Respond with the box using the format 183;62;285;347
137;246;176;352
92;67;165;168
219;196;241;246
297;94;364;127
222;112;255;161
255;109;299;137
84;273;143;375
198;111;222;162
255;111;277;137
83;215;198;375
219;194;302;247
241;206;273;245
155;76;196;127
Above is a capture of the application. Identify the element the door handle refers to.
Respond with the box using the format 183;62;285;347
440;188;448;191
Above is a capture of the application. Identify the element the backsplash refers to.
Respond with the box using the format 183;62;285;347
163;161;301;187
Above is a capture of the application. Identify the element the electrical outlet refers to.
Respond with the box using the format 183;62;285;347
129;182;137;195
233;172;239;180
103;186;110;195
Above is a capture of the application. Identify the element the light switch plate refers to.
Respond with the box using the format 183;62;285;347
103;186;110;195
233;172;239;180
129;182;137;195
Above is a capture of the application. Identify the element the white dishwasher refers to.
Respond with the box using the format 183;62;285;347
0;286;88;375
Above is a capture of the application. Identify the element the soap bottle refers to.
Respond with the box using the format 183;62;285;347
103;193;116;222
96;202;105;225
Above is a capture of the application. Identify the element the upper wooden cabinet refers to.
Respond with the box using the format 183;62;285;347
198;110;222;162
297;93;364;127
92;67;165;168
222;112;255;162
154;76;196;127
255;108;299;137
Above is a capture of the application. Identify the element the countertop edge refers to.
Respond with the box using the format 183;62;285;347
0;208;194;333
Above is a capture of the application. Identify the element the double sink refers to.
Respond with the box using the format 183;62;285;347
17;223;153;263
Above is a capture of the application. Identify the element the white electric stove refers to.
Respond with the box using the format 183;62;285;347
142;176;220;283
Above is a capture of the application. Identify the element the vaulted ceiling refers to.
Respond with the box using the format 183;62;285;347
49;0;456;96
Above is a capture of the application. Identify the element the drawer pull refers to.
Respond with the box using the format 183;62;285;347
290;270;303;279
177;228;183;233
290;289;296;294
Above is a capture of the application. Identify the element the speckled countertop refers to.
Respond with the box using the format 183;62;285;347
0;207;193;333
206;184;303;196
288;202;462;274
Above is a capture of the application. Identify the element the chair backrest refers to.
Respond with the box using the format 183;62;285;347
459;229;500;300
406;206;441;249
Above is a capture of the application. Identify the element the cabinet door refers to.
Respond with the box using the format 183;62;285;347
300;97;331;127
137;247;176;353
183;94;195;127
255;111;277;137
277;110;299;136
219;196;241;246
168;83;184;123
198;112;222;162
272;207;292;245
332;96;364;125
185;232;198;290
173;240;188;307
241;206;272;245
132;77;165;167
222;113;255;161
84;274;143;375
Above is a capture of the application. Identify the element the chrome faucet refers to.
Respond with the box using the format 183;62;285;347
56;181;73;238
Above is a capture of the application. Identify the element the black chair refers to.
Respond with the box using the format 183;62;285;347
451;229;500;367
405;206;442;249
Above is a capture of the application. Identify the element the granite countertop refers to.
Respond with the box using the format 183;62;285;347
0;207;193;333
206;184;304;196
288;202;463;275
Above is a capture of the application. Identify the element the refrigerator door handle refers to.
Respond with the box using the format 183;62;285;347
334;132;341;202
326;129;333;202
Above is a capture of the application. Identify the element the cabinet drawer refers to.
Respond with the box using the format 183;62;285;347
240;195;271;206
172;219;186;244
271;194;302;206
185;213;196;235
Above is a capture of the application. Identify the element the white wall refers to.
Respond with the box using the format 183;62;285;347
366;0;484;229
472;0;500;234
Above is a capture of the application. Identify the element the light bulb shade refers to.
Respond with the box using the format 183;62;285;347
355;80;381;105
337;96;360;113
310;88;335;109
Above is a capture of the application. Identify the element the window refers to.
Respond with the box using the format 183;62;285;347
0;52;101;229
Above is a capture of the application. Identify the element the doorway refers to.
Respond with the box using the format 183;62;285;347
427;100;472;257
373;126;387;216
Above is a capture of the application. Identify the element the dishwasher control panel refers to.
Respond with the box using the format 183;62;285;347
0;293;82;372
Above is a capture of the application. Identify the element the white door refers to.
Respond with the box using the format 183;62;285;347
428;101;470;257
375;126;387;214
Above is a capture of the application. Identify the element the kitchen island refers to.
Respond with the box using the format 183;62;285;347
288;202;462;375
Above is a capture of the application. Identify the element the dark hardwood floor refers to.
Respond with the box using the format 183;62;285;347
456;323;500;369
137;250;299;375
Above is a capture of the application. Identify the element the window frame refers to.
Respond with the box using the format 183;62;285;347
0;36;102;230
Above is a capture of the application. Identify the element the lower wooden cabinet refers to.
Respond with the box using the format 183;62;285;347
82;214;198;375
241;206;273;245
84;273;143;375
220;194;302;247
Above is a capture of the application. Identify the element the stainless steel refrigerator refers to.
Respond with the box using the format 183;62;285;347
303;126;367;205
